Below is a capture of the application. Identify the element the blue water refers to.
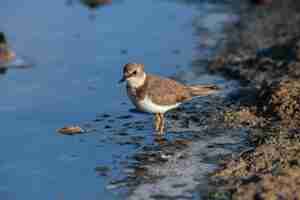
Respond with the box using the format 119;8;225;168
0;0;235;199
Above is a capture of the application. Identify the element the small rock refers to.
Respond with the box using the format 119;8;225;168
57;126;84;135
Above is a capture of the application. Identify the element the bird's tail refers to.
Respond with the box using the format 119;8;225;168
187;84;220;97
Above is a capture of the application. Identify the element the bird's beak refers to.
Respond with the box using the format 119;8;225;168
118;76;126;84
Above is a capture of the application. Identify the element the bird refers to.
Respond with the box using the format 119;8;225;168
0;32;16;65
119;63;219;135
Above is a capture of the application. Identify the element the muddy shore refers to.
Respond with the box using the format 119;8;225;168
206;0;300;199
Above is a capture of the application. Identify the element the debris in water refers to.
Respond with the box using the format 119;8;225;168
57;126;85;135
0;32;16;66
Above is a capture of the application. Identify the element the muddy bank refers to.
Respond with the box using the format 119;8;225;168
206;0;300;199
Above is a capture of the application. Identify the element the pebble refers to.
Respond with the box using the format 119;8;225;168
57;126;85;135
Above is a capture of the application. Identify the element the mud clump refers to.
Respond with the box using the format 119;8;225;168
257;79;300;128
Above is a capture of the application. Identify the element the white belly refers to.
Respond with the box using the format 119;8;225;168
127;89;179;113
137;95;180;113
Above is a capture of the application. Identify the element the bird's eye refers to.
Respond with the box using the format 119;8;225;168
133;71;137;75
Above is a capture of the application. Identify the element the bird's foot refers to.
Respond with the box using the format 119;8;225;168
154;113;160;132
157;113;165;135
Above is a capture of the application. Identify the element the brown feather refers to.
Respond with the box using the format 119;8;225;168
188;84;219;97
136;74;192;105
128;74;219;106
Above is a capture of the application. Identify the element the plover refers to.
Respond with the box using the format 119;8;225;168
119;63;219;135
0;32;16;65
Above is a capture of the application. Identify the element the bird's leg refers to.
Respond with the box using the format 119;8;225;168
154;113;161;131
158;113;165;135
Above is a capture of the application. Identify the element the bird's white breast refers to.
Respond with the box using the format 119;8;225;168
127;88;179;113
138;95;180;113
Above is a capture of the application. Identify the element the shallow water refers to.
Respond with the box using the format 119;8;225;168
0;0;238;199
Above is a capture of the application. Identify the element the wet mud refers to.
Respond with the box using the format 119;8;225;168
206;0;300;199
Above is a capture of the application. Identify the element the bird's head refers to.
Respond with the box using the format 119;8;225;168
119;63;146;88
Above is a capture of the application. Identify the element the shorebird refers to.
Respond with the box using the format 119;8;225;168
0;32;16;65
119;63;219;135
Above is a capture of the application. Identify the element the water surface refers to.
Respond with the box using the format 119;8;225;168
0;0;237;199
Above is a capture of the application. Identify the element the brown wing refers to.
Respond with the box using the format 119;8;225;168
145;75;192;105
